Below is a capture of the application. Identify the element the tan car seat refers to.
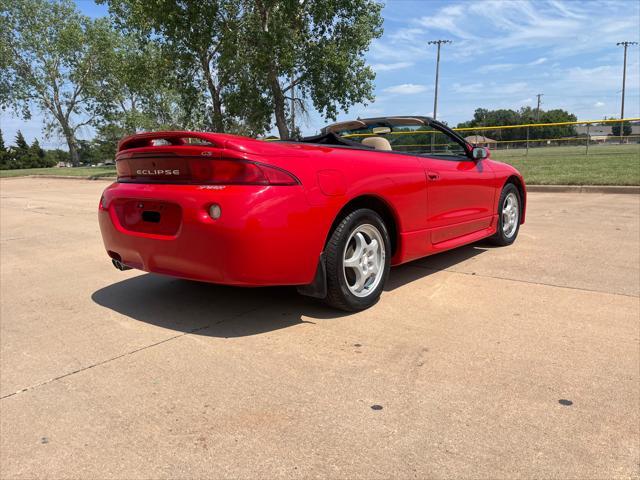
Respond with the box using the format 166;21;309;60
362;136;392;151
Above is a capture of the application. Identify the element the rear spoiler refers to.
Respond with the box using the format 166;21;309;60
117;131;222;152
117;131;300;158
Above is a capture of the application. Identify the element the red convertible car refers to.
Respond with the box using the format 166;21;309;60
99;116;525;311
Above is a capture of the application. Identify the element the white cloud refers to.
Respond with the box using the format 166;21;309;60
477;63;517;73
402;0;639;60
477;57;548;74
383;84;429;95
594;101;605;107
371;62;414;72
416;4;476;41
562;64;639;92
452;82;485;94
498;82;529;95
529;57;548;65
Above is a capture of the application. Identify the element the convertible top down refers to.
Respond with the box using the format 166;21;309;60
99;116;526;311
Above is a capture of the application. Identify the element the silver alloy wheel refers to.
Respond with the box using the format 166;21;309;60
342;224;385;298
502;192;519;238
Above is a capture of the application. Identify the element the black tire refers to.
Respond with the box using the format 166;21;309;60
489;182;521;246
324;208;391;311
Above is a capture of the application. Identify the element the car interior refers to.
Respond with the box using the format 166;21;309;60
298;116;471;158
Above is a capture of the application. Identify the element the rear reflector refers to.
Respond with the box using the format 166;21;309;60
208;204;222;219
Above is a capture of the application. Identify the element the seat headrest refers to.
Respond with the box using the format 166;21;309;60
362;136;392;151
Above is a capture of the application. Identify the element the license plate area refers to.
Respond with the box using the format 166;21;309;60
113;200;182;236
142;210;161;223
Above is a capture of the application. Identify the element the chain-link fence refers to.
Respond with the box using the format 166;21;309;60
337;118;639;160
452;118;640;160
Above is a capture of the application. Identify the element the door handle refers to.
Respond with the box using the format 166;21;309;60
427;172;440;181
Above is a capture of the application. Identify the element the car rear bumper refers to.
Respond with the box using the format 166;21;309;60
98;182;325;286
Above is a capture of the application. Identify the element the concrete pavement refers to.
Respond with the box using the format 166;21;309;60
1;178;638;479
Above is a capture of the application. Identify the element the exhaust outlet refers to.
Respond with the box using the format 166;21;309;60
112;259;132;271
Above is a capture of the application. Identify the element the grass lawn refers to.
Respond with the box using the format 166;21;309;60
0;166;116;179
491;144;640;185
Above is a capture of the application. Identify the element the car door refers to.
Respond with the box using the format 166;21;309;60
418;124;496;245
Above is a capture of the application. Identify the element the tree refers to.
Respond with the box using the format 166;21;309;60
1;0;116;165
11;131;32;168
237;0;383;139
13;131;30;156
44;149;70;166
103;0;383;139
457;107;577;142
30;138;45;161
612;121;632;137
531;107;577;139
77;140;101;165
102;0;241;133
0;129;10;169
98;33;189;135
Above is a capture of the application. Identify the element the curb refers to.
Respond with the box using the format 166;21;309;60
526;185;640;194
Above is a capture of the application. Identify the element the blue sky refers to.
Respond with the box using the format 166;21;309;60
2;0;639;148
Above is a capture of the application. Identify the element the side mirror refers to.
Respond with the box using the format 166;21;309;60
472;146;488;160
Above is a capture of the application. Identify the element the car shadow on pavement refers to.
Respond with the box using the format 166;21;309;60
384;243;488;291
91;243;488;337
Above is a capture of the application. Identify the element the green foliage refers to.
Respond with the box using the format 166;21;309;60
14;131;29;152
1;0;118;165
233;0;383;138
5;0;383;148
98;33;188;134
44;149;70;165
102;0;383;139
0;130;57;169
101;0;238;133
457;107;578;142
612;121;632;137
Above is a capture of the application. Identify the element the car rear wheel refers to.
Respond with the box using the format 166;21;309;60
324;209;391;311
489;183;521;246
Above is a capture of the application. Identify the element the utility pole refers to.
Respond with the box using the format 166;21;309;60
428;40;452;120
535;93;544;122
616;41;638;142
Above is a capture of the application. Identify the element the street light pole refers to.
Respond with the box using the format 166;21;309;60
616;41;638;142
428;40;452;120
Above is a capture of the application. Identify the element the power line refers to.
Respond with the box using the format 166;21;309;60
427;40;452;120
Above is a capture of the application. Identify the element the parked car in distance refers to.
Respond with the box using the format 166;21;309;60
99;116;526;311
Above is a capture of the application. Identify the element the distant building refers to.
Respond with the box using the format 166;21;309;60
464;135;497;146
575;124;640;137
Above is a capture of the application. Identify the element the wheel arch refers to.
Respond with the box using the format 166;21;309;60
325;194;400;256
505;175;526;223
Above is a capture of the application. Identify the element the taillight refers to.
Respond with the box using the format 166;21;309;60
188;158;298;186
116;160;131;177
